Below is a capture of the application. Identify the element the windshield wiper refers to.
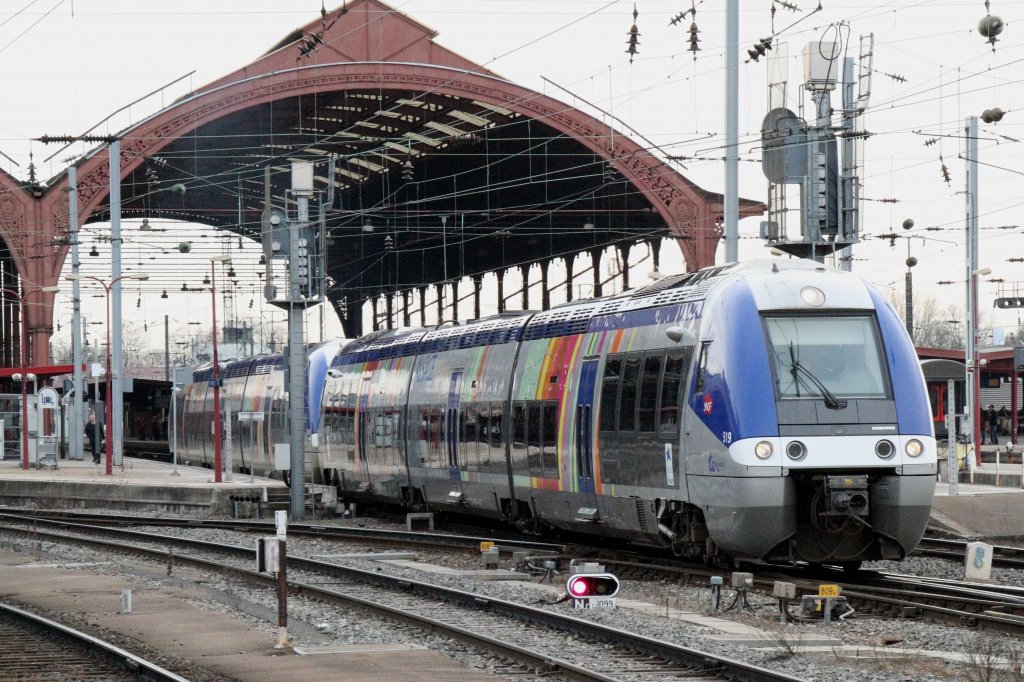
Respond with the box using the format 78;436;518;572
789;342;846;410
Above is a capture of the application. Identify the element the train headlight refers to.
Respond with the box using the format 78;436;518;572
800;286;826;307
754;441;774;459
905;439;924;458
875;439;896;460
785;441;807;461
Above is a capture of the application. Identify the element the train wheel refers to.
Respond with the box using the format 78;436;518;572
282;470;291;488
840;561;863;574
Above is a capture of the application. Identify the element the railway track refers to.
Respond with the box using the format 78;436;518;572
0;513;803;682
0;507;567;556
9;508;1024;635
601;553;1024;635
916;536;1024;569
0;600;188;682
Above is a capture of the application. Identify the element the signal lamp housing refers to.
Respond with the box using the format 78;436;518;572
566;573;620;599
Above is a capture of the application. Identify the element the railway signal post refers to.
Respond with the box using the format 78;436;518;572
261;160;329;520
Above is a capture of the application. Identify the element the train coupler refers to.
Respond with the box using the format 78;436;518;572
823;474;869;516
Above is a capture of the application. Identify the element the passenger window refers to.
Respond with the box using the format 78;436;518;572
599;357;622;432
527;403;543;477
542;402;558;478
619;356;641;432
638;355;662;432
660;351;690;434
511;403;528;471
488;403;505;471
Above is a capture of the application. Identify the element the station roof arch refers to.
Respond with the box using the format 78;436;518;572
29;0;761;339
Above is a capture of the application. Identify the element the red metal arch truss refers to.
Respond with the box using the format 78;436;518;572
3;0;761;362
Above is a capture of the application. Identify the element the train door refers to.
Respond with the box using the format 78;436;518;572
446;371;464;488
575;358;600;511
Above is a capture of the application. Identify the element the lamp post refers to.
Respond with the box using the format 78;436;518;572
210;255;231;483
65;273;149;475
170;385;181;476
967;266;991;468
2;285;60;470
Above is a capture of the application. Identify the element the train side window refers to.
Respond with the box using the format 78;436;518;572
695;342;711;393
541;401;559;478
461;405;478;471
427;407;443;467
511;402;528;472
527;402;543;476
660;351;690;434
599;357;622;432
619;355;641;432
638;355;662;432
489;402;505;473
475;407;489;472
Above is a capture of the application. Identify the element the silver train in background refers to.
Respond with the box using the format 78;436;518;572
176;259;937;568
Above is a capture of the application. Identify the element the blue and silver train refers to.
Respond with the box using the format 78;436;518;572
177;259;936;566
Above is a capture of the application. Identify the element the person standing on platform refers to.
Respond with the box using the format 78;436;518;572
985;404;999;446
84;412;103;464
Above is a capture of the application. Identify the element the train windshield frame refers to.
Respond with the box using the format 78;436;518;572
762;314;890;400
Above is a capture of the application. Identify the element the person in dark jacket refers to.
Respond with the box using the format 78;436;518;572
985;404;999;445
84;412;103;463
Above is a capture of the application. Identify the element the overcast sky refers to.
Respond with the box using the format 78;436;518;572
3;0;1023;351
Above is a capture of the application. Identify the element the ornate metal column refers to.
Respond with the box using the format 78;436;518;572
618;243;633;292
590;248;603;298
450;280;459;321
520;263;530;310
495;268;506;314
471;274;483;320
539;260;550;311
564;254;575;303
418;285;428;326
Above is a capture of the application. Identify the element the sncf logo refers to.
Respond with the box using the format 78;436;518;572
703;396;713;414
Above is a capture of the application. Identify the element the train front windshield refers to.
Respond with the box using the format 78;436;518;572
764;316;889;399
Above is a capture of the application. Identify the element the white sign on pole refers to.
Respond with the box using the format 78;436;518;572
38;387;59;410
275;510;288;539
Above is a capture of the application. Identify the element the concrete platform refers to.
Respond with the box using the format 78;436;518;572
0;456;286;516
0;550;494;681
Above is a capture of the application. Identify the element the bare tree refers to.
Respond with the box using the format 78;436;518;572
889;292;965;350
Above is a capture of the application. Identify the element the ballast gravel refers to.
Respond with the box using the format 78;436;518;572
3;514;1023;682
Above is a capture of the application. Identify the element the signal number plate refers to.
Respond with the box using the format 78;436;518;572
818;584;841;598
573;597;616;610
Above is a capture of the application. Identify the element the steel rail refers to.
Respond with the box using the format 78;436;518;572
0;508;565;554
0;514;804;682
0;600;190;682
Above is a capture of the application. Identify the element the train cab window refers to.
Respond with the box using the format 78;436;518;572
599;357;622;432
660;351;690;435
695;342;711;393
619;356;641;431
638;355;663;432
764;316;888;399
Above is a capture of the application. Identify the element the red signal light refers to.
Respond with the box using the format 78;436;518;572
566;574;620;598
